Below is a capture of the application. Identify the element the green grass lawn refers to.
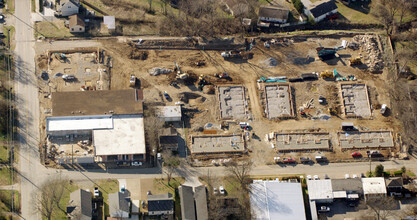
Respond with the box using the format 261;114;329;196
5;0;15;14
0;167;15;185
0;190;20;213
335;1;375;24
35;20;73;38
0;146;9;164
52;182;79;219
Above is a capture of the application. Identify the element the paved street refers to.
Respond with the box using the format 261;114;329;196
14;0;47;219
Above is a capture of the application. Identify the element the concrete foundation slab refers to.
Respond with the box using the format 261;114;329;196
191;135;245;155
275;132;330;152
218;86;247;119
265;84;294;119
340;84;372;118
338;131;394;149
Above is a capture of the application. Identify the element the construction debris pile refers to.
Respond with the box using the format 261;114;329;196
149;67;173;76
352;35;384;73
261;57;278;67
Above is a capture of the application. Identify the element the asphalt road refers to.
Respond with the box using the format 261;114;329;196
14;1;46;219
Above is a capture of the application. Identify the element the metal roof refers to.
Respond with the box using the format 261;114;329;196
307;179;333;201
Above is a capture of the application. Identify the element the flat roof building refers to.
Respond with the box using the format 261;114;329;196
157;106;182;122
362;177;387;200
275;132;330;152
307;179;333;203
250;180;306;220
191;135;245;155
47;89;146;163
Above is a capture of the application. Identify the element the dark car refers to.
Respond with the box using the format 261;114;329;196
299;157;312;164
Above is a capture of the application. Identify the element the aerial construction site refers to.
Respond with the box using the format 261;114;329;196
35;33;401;166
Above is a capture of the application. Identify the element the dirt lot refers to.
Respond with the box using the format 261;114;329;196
36;34;403;165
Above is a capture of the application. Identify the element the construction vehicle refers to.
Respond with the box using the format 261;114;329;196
328;107;338;116
221;50;242;58
349;57;362;66
214;72;230;80
174;61;189;80
129;74;137;87
320;70;335;79
316;41;346;60
54;53;67;63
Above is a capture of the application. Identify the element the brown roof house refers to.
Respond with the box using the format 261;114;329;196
258;5;290;24
69;14;85;33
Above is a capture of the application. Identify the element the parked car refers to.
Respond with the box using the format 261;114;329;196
351;152;362;158
306;175;312;180
324;174;330;179
219;186;225;195
283;157;295;164
94;187;99;197
345;174;350;179
313;175;319;180
163;91;170;100
352;174;358;179
131;161;142;166
213;187;218;195
121;185;126;193
318;206;330;213
300;157;312;164
315;156;327;163
380;104;387;115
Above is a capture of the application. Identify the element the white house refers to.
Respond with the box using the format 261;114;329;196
306;179;334;203
258;5;289;24
57;0;79;17
304;0;338;23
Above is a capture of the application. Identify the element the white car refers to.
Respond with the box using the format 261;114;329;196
131;161;142;166
318;206;330;213
219;186;225;195
345;174;350;179
313;175;319;180
94;187;99;197
352;174;358;179
307;175;312;180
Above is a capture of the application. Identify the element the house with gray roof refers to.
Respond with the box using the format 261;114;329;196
258;5;289;24
179;184;208;220
304;0;338;23
147;193;174;217
56;0;80;17
331;179;363;199
66;189;92;220
109;192;130;219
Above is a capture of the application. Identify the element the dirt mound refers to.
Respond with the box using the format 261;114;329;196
37;55;48;69
130;49;148;60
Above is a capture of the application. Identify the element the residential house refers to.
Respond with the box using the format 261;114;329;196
157;106;182;122
386;177;403;196
249;180;306;220
179;184;208;220
159;127;178;151
258;5;289;24
362;177;387;201
57;0;80;17
109;192;130;219
66;189;92;220
69;14;85;33
147;193;174;217
46;89;146;163
303;0;338;23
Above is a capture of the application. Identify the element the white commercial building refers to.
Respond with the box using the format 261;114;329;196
250;180;306;220
307;179;334;203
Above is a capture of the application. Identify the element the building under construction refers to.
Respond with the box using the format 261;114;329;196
339;83;372;118
338;131;394;150
190;134;246;158
260;83;295;119
274;132;330;152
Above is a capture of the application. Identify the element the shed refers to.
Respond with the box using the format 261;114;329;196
103;16;116;30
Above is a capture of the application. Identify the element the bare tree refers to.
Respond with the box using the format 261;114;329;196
144;106;164;156
225;159;253;191
162;152;180;186
366;196;398;220
33;178;69;220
